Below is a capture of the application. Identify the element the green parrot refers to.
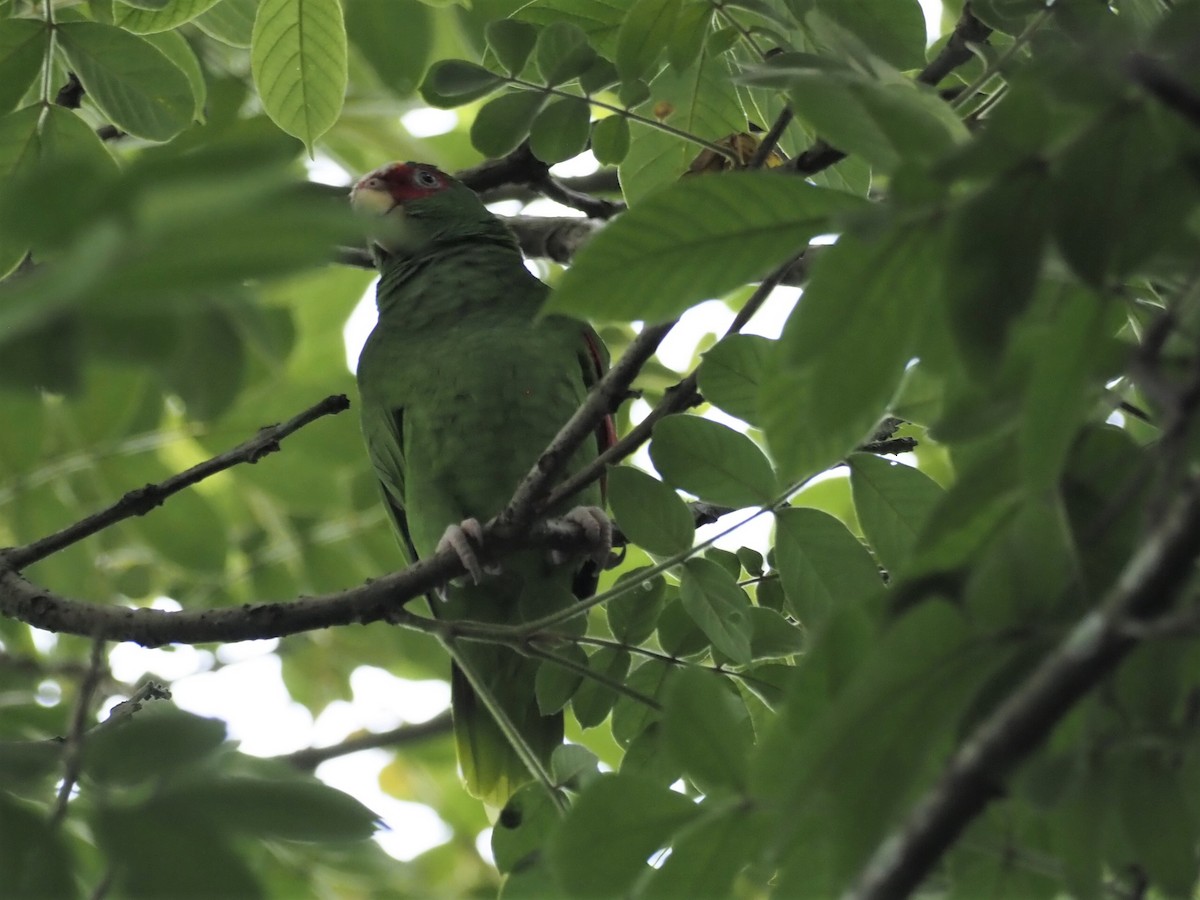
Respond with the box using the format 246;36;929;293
350;161;614;807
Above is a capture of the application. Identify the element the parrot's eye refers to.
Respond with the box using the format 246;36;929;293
413;170;440;189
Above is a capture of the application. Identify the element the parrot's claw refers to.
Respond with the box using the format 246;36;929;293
436;518;499;590
549;506;613;569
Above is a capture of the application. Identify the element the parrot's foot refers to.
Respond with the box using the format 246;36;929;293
436;518;501;590
549;506;613;569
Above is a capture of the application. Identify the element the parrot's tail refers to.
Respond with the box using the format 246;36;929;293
451;655;562;809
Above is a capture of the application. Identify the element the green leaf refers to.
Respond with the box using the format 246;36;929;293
641;803;767;899
697;334;774;426
163;776;379;841
56;22;193;141
92;801;263;899
1050;107;1189;287
143;30;207;121
251;0;347;151
471;90;546;158
551;744;601;790
762;225;942;481
607;569;667;645
492;783;559;873
0;794;77;899
943;165;1049;376
793;0;926;70
657;595;709;656
83;707;227;785
744;55;967;173
194;0;258;47
580;56;620;94
113;0;222;33
0;739;63;789
611;658;671;745
615;0;680;82
617;46;744;202
487;18;537;75
548;774;700;898
0;20;47;114
664;667;752;791
1116;755;1198;897
608;466;695;556
535;642;589;715
546;172;863;321
535;21;597;86
591;114;630;164
650;414;778;508
680;557;753;665
774;506;881;628
347;0;432;95
748;606;806;659
514;0;633;56
666;0;710;70
0;105;41;182
571;647;632;727
848;453;943;575
1020;286;1108;491
529;95;591;164
39;106;116;173
420;59;506;107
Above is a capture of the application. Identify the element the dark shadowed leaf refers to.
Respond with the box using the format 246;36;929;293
664;667;753;792
650;415;778;508
607;567;668;644
848;453;943;575
487;19;537;75
697;334;775;426
774;506;882;628
608;466;695;556
549;773;700;897
530;95;591;163
680;557;753;664
471;90;546;157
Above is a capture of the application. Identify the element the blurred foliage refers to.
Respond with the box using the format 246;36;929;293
2;0;1200;897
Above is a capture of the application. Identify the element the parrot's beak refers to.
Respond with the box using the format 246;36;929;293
350;182;400;217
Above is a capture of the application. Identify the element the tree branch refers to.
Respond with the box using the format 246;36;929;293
282;711;454;771
0;394;350;571
50;637;106;827
843;478;1200;900
1127;52;1200;129
498;321;679;534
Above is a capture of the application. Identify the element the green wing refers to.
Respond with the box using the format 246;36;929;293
362;403;419;566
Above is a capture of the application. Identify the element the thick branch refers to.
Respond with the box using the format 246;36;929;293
1;395;350;571
844;479;1200;900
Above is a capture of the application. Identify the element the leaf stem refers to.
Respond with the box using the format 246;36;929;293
506;76;741;162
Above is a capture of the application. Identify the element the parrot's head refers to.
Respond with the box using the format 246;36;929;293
351;162;512;260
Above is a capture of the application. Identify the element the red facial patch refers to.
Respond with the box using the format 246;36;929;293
357;162;452;206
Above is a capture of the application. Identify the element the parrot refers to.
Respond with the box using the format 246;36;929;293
350;161;614;807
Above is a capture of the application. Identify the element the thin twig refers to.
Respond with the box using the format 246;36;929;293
1;395;350;570
283;711;454;771
50;637;106;828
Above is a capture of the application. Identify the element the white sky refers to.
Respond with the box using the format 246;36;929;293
94;0;947;866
